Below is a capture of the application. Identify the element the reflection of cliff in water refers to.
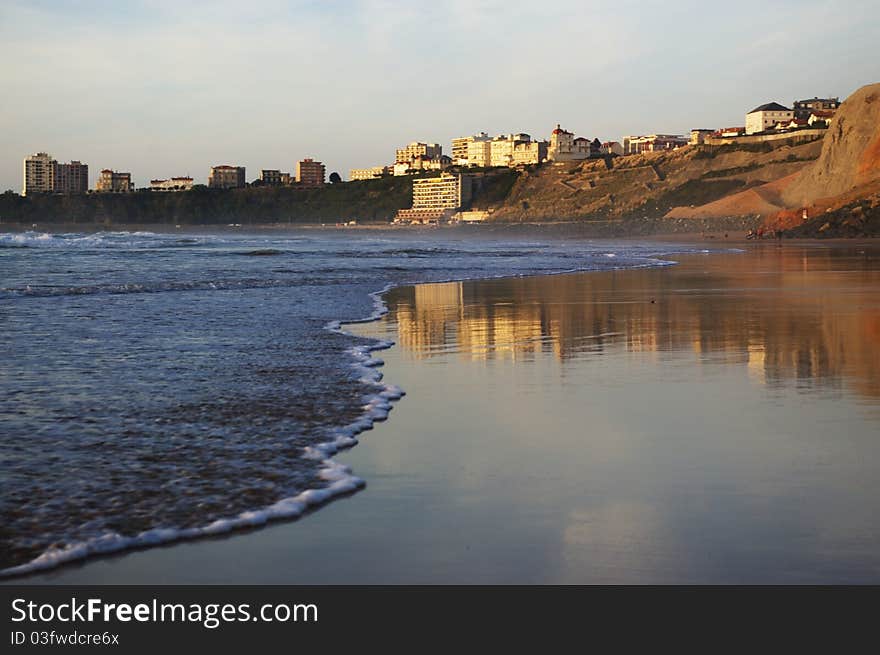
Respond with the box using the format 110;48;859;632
385;246;880;400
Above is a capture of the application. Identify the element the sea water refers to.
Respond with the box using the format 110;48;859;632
0;228;709;575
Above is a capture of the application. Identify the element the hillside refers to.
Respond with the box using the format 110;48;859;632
661;82;880;237
486;138;822;231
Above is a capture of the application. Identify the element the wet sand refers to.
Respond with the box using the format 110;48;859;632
15;242;880;584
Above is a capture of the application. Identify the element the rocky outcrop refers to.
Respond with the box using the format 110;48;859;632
782;82;880;207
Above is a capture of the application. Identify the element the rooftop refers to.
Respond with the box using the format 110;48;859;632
749;102;791;113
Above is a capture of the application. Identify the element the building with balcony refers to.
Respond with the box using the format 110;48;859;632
452;133;490;165
295;158;325;186
22;152;55;195
96;169;133;192
396;173;472;223
208;165;246;189
54;161;89;194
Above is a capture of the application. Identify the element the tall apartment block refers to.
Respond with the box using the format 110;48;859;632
23;152;55;195
96;169;133;192
22;153;88;195
55;161;89;193
395;173;472;223
208;165;246;189
295;158;325;186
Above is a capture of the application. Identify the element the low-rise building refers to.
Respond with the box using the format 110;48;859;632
395;142;442;165
622;134;688;154
150;176;194;192
793;96;840;120
396;173;472;223
208;165;246;189
350;166;391;181
715;127;746;138
511;140;548;166
260;169;283;186
548;125;601;161
689;129;715;145
296;158;325;186
601;141;624;156
96;169;133;192
745;102;793;135
807;110;835;126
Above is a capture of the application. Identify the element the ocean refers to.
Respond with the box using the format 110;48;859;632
0;228;709;576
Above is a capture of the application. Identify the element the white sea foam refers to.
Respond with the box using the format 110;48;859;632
0;280;403;579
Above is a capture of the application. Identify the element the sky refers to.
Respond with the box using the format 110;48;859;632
1;0;878;191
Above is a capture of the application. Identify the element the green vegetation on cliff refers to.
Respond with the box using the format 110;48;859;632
0;176;414;226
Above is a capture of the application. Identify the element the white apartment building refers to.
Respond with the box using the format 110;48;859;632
745;102;794;135
396;173;472;222
395;142;442;165
511;140;548;166
466;139;492;167
22;152;55;195
452;133;490;165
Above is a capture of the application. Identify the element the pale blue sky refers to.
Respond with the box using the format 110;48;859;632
1;0;877;190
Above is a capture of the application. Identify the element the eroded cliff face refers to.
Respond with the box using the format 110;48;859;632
782;82;880;207
486;138;822;224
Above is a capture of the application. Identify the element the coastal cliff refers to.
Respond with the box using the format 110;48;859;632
658;82;880;237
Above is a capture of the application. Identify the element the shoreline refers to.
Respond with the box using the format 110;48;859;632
10;240;880;584
1;219;876;243
2;236;691;580
6;240;880;583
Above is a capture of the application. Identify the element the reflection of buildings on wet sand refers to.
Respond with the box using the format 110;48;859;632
385;248;880;399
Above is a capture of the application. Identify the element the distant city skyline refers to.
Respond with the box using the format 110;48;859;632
1;0;878;191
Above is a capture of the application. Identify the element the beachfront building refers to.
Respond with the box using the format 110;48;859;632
150;176;194;192
54;161;89;194
22;152;55;195
395;142;442;165
793;96;840;120
350;165;391;181
208;165;246;189
296;158;325;186
689;129;715;145
745;102;793;134
621;134;688;154
511;140;548;166
395;173;472;223
96;169;133;192
452;133;490;165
